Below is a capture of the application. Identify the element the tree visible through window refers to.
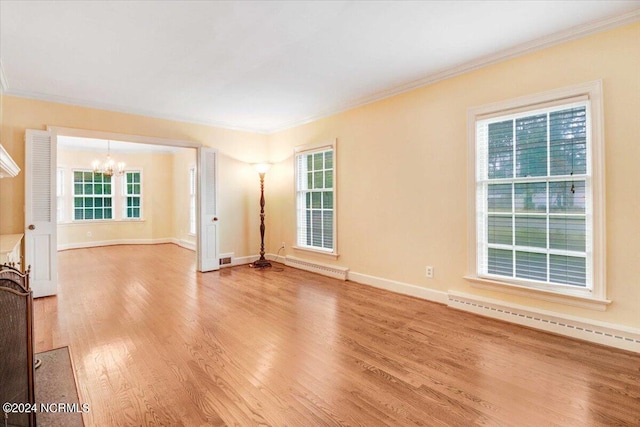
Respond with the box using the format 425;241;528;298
73;171;113;220
480;104;588;287
295;146;335;252
124;171;142;219
469;81;608;301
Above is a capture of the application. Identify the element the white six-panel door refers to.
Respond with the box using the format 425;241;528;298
197;147;219;272
24;129;57;297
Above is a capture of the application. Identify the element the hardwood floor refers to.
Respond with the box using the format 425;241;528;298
35;244;639;426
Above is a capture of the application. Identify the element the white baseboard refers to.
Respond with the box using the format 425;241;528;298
348;271;448;304
231;255;259;267
284;255;349;280
57;238;174;251
174;238;195;251
448;291;640;353
60;242;636;353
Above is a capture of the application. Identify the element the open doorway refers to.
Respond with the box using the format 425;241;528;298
56;136;197;255
24;127;220;298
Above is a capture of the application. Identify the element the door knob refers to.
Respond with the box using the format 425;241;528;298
212;217;218;222
28;224;36;230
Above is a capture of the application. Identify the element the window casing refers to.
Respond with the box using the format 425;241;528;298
123;171;142;219
295;141;336;254
467;81;607;308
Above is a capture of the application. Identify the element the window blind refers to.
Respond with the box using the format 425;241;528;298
295;148;334;251
476;101;591;289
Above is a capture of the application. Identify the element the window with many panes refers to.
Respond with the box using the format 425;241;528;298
124;171;142;219
468;82;606;305
295;142;335;253
73;171;113;220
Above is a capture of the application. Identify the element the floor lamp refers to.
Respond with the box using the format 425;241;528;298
251;163;272;269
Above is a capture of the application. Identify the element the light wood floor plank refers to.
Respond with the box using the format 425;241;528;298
33;244;640;426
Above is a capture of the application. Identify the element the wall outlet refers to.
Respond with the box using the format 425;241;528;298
425;266;434;278
281;241;286;249
87;231;92;237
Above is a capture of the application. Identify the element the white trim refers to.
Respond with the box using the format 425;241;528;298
294;139;338;255
284;255;348;280
58;219;146;226
447;291;640;353
5;11;636;134
348;271;448;304
123;169;143;220
0;144;21;178
467;80;606;307
294;138;336;154
268;10;640;134
277;255;636;353
57;238;174;251
291;245;339;260
175;238;195;251
47;126;201;149
233;255;259;266
464;275;610;311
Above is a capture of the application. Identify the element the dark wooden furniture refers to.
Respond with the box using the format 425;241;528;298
0;265;35;427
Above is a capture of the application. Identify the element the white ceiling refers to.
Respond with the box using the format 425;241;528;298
1;1;639;134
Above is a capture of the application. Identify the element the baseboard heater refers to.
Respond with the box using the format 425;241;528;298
284;255;349;280
447;291;640;353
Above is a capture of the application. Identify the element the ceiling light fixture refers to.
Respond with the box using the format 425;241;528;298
92;140;125;177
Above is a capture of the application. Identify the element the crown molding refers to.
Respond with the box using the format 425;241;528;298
2;88;272;135
2;9;638;135
267;9;640;134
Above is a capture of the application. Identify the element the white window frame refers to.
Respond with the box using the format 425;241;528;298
293;138;338;258
122;169;143;220
189;166;196;235
466;81;609;310
71;169;115;222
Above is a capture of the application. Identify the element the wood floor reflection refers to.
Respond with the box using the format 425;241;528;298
34;244;640;426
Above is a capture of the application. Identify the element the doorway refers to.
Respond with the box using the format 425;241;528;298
24;127;220;298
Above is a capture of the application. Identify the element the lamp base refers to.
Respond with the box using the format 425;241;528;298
250;259;272;269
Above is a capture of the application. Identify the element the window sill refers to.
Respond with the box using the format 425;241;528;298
292;245;339;260
463;275;611;311
58;219;146;225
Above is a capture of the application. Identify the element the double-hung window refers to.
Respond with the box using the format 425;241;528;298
124;171;142;219
468;81;607;308
295;140;336;254
73;171;113;220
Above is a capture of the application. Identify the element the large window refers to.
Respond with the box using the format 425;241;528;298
73;171;113;220
468;82;606;307
123;171;142;219
295;141;336;253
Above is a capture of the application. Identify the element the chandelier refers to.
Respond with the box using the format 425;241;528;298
92;140;125;177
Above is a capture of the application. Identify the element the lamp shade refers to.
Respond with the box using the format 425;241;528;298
253;163;272;174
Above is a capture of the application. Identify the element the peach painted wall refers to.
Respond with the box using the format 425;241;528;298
56;148;176;247
266;22;640;328
0;97;268;258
